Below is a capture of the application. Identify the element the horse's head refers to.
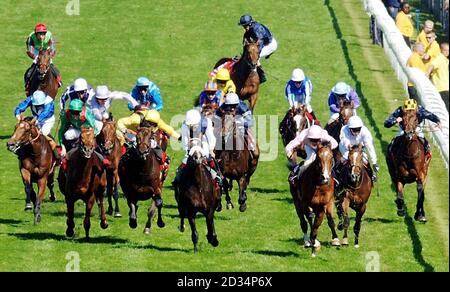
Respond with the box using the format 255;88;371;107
136;125;157;160
80;127;96;158
98;120;116;155
37;49;51;80
339;100;354;125
403;109;418;140
348;144;364;184
243;40;260;70
201;104;216;119
7;116;39;153
188;137;204;165
316;143;334;185
221;110;237;144
291;105;308;132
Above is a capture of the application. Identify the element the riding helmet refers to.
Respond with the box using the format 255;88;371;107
291;68;305;82
31;90;47;106
403;99;417;111
69;99;84;111
238;15;253;26
332;82;350;95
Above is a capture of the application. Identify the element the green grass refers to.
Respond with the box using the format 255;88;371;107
0;0;448;271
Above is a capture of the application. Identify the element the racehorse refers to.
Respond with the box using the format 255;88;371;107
119;125;165;234
214;41;260;110
386;109;429;222
336;144;373;247
175;138;220;252
7;116;56;223
28;49;59;98
289;142;340;256
62;127;108;240
325;99;354;144
96;119;122;218
215;110;258;212
279;105;317;161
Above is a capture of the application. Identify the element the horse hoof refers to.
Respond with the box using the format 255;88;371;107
239;203;247;212
414;213;427;223
179;224;185;233
66;229;74;238
331;238;341;246
34;215;41;224
216;203;222;212
354;244;360;249
106;208;113;216
341;238;349;246
129;219;137;229
144;228;151;235
100;222;108;229
49;195;56;202
157;220;165;228
24;203;33;211
337;222;344;231
226;202;234;210
304;241;311;248
114;212;122;218
397;209;406;217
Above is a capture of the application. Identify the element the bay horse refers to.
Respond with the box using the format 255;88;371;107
7;116;56;223
28;49;59;98
336;144;373;247
289;143;340;257
175;138;220;252
62;127;108;240
96;119;122;218
386;110;429;222
279;105;317;162
215;110;258;212
119;126;165;234
214;41;260;110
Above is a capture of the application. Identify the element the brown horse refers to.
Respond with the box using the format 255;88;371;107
175;139;220;252
28;49;59;98
386;110;429;222
96;120;122;218
119;126;165;234
214;41;260;110
289;143;340;256
336;144;373;247
7;116;56;223
62;127;108;240
279;105;317;162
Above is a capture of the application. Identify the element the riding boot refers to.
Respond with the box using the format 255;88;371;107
366;163;376;182
24;63;36;95
257;65;267;83
419;136;431;161
208;158;223;187
45;135;62;165
50;64;62;87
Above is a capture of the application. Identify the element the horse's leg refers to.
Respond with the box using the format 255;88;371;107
414;181;427;222
34;177;47;224
154;193;165;228
341;197;351;246
21;169;33;211
106;169;114;215
65;197;75;238
310;209;325;257
291;189;310;247
205;209;219;247
325;201;340;246
84;194;96;241
179;216;185;233
144;200;157;234
354;204;366;248
238;176;248;212
128;199;138;229
97;186;108;230
249;94;257;111
395;181;406;217
223;179;233;209
113;169;121;217
47;171;56;202
188;215;199;253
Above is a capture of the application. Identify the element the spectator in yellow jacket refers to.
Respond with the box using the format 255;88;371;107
426;43;449;110
416;20;434;47
406;42;426;100
396;2;414;47
422;31;440;63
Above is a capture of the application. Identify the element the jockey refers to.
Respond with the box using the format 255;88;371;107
128;77;163;112
199;80;223;111
327;81;360;125
238;14;278;83
14;90;61;161
87;85;138;133
172;109;223;189
58;99;109;169
285;125;338;182
60;78;95;110
336;116;379;184
24;23;62;92
384;99;441;161
214;93;259;160
214;68;237;96
285;68;317;118
117;107;180;180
